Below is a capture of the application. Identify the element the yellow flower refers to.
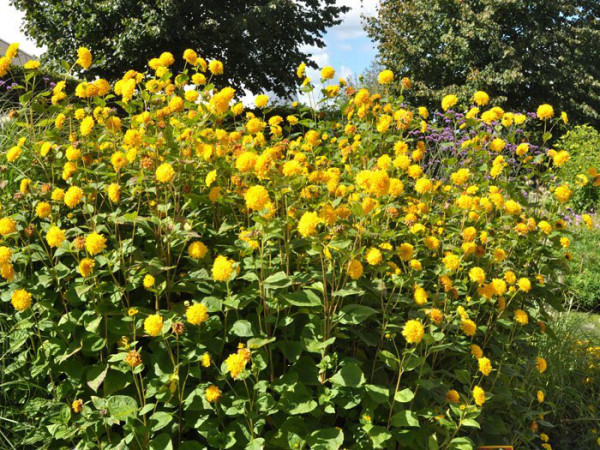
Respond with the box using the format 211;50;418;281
537;104;554;120
347;259;363;280
107;184;121;203
536;357;547;373
473;386;486;406
478;357;492;376
441;94;458;111
450;168;470;186
6;146;22;162
78;258;95;277
554;184;572;203
414;286;428;305
446;389;460;404
402;319;425;344
0;217;17;236
0;246;12;265
11;289;32;311
296;62;306;78
183;48;198;65
46;226;66;248
414;177;433;194
201;352;211;367
365;247;383;266
208;60;223;75
517;278;531;292
489;138;506;152
144;314;164;336
225;348;251;378
125;349;142;367
442;253;460;271
188;241;208;259
212;255;235;282
427;308;444;325
491;278;507;296
85;232;107;255
80;116;94;136
205;385;222;403
537;390;545;403
470;344;483;359
186;303;209;325
64;186;84;208
245;185;270;211
377;70;394;85
76;47;92;69
255;94;269;108
297;211;320;238
473;91;489;106
155;163;175;183
35;202;51;219
72;399;84;413
462;319;477;337
24;60;40;70
469;267;486;285
143;274;155;289
321;66;335;80
398;243;414;261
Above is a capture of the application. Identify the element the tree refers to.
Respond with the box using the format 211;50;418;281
365;0;600;126
11;0;348;98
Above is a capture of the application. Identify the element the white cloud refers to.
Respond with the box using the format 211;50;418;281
329;0;378;42
0;2;43;55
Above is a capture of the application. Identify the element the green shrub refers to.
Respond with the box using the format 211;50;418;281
557;125;600;212
565;223;600;311
535;311;600;449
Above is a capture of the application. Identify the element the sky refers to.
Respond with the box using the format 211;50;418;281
0;0;377;75
0;0;378;95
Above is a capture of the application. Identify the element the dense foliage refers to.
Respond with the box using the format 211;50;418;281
556;125;600;212
535;312;600;448
0;44;599;449
365;0;600;127
9;0;348;97
565;223;600;312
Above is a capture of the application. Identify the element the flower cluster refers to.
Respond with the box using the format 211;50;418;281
0;43;597;449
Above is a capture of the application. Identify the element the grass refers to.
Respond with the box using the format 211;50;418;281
537;309;600;449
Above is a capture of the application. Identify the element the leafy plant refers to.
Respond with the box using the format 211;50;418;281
0;44;597;449
556;125;600;212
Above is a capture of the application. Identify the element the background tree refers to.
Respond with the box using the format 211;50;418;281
365;0;600;126
11;0;348;97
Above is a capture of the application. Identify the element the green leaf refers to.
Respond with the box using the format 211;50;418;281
390;410;419;428
330;363;365;387
448;437;475;450
394;388;414;403
368;427;392;447
229;320;254;337
460;419;480;429
306;428;344;450
86;364;108;393
338;304;377;324
247;336;276;349
107;395;138;420
365;384;390;404
150;411;173;432
150;433;174;450
281;290;321;307
264;271;292;288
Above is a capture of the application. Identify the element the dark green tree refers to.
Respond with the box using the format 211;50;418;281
365;0;600;125
11;0;348;97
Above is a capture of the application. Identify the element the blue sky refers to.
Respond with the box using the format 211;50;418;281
0;0;378;83
307;0;378;80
